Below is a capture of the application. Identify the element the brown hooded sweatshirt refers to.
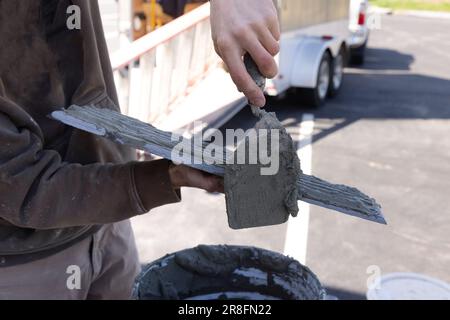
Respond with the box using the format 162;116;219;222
0;0;181;267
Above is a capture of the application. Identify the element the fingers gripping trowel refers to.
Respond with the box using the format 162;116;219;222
223;55;303;229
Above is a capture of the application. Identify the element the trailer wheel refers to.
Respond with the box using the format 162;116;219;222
328;47;346;98
297;51;331;108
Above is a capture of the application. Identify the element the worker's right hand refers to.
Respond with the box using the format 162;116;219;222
169;163;224;193
210;0;280;107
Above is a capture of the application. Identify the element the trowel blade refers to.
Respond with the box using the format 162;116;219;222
303;198;387;225
51;105;386;225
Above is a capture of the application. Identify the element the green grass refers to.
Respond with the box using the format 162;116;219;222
371;0;450;12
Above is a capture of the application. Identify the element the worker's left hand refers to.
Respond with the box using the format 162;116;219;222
169;163;224;193
210;0;280;107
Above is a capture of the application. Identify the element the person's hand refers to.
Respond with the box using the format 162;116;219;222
169;163;224;193
210;0;280;107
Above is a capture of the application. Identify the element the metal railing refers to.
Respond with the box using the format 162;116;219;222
111;3;219;124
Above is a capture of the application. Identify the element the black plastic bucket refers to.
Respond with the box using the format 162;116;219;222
133;245;326;300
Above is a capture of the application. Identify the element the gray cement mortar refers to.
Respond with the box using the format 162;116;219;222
225;110;302;229
224;55;303;229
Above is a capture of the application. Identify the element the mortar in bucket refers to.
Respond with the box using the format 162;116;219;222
132;245;326;300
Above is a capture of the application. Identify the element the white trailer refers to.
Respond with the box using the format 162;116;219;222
109;1;353;131
266;0;351;107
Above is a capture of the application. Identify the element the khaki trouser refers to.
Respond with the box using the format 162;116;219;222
0;220;140;300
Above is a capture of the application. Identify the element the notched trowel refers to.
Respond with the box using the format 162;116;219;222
224;55;302;230
50;67;387;227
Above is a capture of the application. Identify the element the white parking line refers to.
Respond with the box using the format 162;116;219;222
283;113;315;265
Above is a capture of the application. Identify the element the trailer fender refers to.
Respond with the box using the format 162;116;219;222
290;37;343;89
270;37;301;94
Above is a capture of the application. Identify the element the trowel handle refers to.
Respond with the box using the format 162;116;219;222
244;53;266;92
244;54;267;117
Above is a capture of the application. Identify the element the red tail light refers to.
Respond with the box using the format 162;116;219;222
358;12;366;25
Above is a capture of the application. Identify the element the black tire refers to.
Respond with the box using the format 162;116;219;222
133;245;326;300
350;53;365;65
328;46;346;98
295;51;332;108
350;42;367;66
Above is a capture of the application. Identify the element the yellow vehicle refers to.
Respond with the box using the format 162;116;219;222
132;0;207;39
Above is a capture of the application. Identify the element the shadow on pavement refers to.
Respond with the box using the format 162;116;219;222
361;48;415;71
325;286;367;300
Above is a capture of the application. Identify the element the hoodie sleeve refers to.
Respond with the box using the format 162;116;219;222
0;98;181;230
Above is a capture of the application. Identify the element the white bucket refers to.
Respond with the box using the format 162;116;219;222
367;273;450;300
